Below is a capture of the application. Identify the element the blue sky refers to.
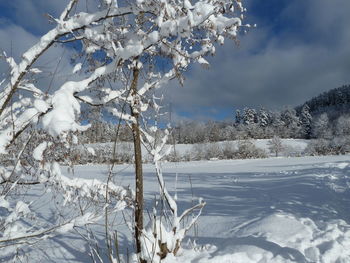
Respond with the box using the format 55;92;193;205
1;0;350;121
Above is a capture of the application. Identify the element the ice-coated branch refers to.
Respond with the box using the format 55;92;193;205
0;210;101;246
139;118;206;260
0;4;139;117
44;162;133;205
59;0;79;21
108;107;136;123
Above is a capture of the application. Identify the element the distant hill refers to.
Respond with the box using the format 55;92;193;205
296;84;350;119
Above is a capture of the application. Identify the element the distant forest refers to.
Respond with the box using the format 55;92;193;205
74;84;350;145
296;84;350;117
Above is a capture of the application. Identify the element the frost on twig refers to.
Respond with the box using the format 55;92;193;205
138;100;205;261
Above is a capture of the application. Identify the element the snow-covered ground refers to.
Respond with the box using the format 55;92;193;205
5;155;350;262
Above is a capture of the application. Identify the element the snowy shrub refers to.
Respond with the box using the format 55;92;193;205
222;142;237;159
165;149;181;162
68;142;135;164
306;139;332;156
329;136;350;155
191;144;207;161
190;143;224;160
188;141;267;161
204;143;224;160
306;137;350;156
118;143;134;163
182;151;193;162
236;140;267;159
282;145;304;157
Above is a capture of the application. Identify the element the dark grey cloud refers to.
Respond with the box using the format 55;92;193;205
164;0;350;118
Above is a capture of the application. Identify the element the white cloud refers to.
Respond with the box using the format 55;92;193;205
1;0;98;34
164;0;350;114
0;23;76;93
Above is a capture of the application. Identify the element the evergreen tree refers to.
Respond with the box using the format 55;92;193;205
235;109;242;125
243;107;256;125
259;108;269;128
300;104;312;138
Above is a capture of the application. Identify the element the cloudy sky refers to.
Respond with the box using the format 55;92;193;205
1;0;350;121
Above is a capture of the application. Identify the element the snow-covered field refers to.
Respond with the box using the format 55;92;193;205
5;155;350;262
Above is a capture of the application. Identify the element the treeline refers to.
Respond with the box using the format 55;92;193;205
297;84;350;118
75;105;312;144
173;105;313;143
77;104;347;146
72;84;350;145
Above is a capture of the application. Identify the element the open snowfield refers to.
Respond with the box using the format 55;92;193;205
4;155;350;262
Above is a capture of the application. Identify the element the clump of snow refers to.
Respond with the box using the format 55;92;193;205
33;141;50;161
197;57;209;66
86;147;95;156
34;99;49;113
41;85;89;136
147;31;159;44
29;68;42;74
72;63;82;73
0;196;10;209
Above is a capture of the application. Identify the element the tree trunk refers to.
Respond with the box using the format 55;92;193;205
129;66;146;262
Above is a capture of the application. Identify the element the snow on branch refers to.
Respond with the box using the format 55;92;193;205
0;4;140;117
43;162;133;205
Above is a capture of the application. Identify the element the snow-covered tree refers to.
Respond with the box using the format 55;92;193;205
335;115;350;137
299;104;312;138
206;121;221;142
270;111;285;137
281;107;300;138
0;0;248;261
258;107;269;128
312;113;331;139
243;107;256;125
267;136;284;157
235;109;242;125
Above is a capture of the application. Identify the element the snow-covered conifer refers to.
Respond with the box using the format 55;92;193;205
243;108;256;125
235;109;242;125
259;107;269;128
299;104;312;138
